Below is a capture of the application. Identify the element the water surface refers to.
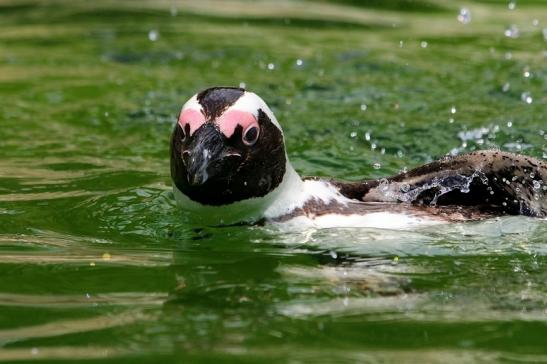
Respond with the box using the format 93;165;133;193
0;0;546;362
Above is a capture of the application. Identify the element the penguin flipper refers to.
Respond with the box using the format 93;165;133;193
334;151;547;217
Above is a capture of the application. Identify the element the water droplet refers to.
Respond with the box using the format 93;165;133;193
350;131;357;138
360;104;367;111
399;40;404;48
449;117;455;124
420;41;428;48
532;180;541;190
504;25;519;38
373;162;381;170
267;63;275;70
239;82;246;89
148;29;159;41
457;8;471;24
400;183;410;193
521;92;533;104
543;28;547;41
504;52;513;60
364;132;371;141
295;59;303;66
329;251;338;259
502;82;510;92
450;106;457;114
397;150;404;158
507;121;513;127
371;143;377;150
508;1;516;10
379;178;389;191
523;68;531;78
532;19;539;27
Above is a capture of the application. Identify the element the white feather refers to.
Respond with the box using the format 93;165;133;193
227;91;283;131
180;94;201;113
275;212;443;231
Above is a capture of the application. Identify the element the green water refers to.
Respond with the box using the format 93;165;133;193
1;0;546;362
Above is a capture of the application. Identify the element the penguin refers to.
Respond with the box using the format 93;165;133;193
170;87;547;228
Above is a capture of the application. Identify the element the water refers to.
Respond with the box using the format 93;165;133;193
0;0;546;362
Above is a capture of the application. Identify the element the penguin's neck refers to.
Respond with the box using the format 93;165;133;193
173;160;349;225
263;162;351;220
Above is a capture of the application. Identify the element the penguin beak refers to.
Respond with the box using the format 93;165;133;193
182;123;241;186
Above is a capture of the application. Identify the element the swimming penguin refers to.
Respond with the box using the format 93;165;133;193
170;87;547;228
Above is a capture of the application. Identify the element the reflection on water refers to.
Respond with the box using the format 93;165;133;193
0;0;546;362
0;309;154;344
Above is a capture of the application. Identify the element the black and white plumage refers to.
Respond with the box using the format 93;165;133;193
170;87;547;228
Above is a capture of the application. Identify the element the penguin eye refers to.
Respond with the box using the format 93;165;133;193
242;125;260;146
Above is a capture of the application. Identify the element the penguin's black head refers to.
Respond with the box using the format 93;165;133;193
170;87;287;206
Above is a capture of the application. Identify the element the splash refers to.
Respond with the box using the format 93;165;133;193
380;170;489;205
457;8;471;24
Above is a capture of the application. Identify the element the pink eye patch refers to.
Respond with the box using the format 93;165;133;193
178;108;206;135
216;110;258;138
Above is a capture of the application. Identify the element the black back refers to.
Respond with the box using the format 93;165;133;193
333;151;547;217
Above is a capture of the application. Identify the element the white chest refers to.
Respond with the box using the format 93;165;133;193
272;211;444;231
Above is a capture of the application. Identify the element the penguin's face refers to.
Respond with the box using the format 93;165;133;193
170;87;287;206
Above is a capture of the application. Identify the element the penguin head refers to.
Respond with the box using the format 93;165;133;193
170;87;287;206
